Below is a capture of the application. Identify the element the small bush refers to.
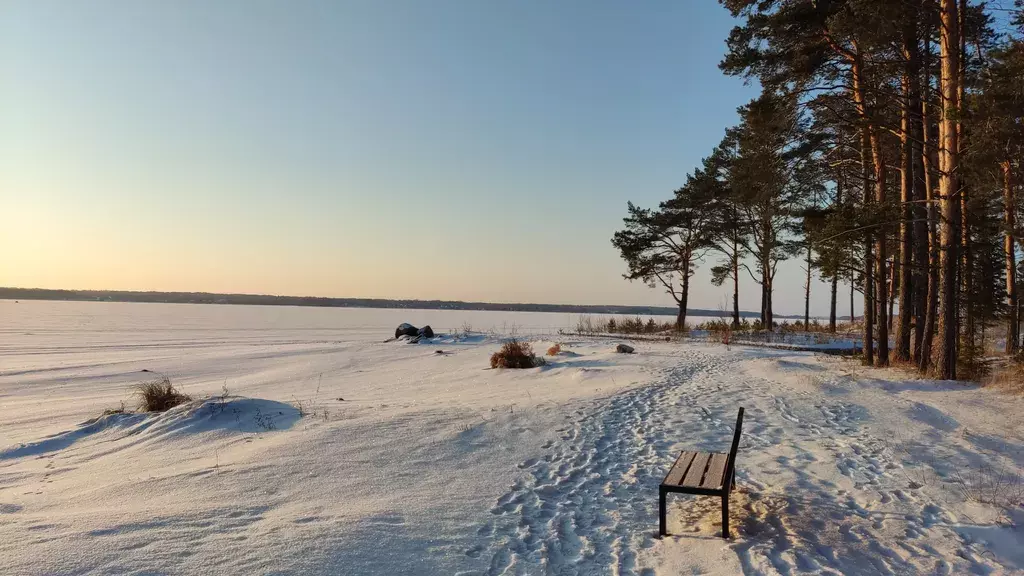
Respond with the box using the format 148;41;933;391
620;316;644;334
491;339;542;369
547;343;562;356
134;377;192;412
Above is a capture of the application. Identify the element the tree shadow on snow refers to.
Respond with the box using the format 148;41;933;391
865;377;974;394
906;402;960;433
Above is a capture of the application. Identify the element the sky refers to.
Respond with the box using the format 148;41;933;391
0;0;852;316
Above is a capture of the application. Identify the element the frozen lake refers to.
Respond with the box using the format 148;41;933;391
1;299;697;340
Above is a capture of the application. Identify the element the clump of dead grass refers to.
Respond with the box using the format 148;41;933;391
951;464;1024;509
491;339;543;369
982;366;1024;393
134;377;192;412
101;401;128;416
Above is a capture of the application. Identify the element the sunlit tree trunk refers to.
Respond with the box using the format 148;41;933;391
957;0;974;357
1003;161;1019;354
895;12;918;361
920;25;939;373
936;0;961;379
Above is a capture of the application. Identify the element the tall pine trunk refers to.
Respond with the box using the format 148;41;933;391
873;134;889;367
895;16;917;361
732;235;741;329
920;27;939;373
805;243;812;330
852;50;884;365
830;275;838;333
958;0;973;357
850;277;856;329
677;271;690;331
831;175;843;334
761;279;768;328
936;0;961;379
889;255;897;330
760;218;774;330
853;53;874;363
860;127;875;365
1003;161;1019;355
911;37;928;364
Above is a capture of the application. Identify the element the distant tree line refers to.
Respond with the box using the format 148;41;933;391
614;0;1024;379
0;287;807;318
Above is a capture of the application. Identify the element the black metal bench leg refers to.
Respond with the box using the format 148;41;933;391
722;493;730;538
659;488;667;537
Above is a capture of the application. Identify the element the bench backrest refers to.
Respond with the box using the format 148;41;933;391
724;407;744;487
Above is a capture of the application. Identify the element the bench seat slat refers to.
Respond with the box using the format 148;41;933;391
682;452;711;488
662;451;696;487
700;453;729;490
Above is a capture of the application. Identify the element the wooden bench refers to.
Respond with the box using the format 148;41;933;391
659;407;744;538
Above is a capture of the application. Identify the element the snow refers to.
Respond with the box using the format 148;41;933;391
1;300;1022;575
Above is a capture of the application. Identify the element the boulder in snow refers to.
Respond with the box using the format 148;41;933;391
615;344;635;354
418;325;434;339
395;323;419;339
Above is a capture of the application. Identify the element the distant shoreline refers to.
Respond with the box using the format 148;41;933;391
0;287;834;320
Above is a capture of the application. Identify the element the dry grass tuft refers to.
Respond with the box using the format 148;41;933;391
982;361;1024;393
491;339;543;369
951;464;1024;509
135;377;192;412
102;401;128;416
547;343;562;356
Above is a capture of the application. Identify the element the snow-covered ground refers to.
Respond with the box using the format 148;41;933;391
1;300;1021;575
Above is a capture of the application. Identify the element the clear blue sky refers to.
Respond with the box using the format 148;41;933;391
1;0;846;315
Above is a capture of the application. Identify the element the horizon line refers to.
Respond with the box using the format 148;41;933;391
0;286;839;319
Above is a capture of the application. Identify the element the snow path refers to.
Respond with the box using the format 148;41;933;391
462;349;1023;575
468;353;727;575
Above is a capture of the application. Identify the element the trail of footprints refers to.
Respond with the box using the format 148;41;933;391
467;354;726;576
736;375;967;574
466;353;979;575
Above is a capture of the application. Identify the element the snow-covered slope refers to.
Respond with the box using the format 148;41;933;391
1;301;1021;575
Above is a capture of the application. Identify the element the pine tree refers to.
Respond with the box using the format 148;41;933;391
729;94;819;328
611;176;721;329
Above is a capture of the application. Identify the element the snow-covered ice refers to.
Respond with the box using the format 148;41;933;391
1;300;1021;575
